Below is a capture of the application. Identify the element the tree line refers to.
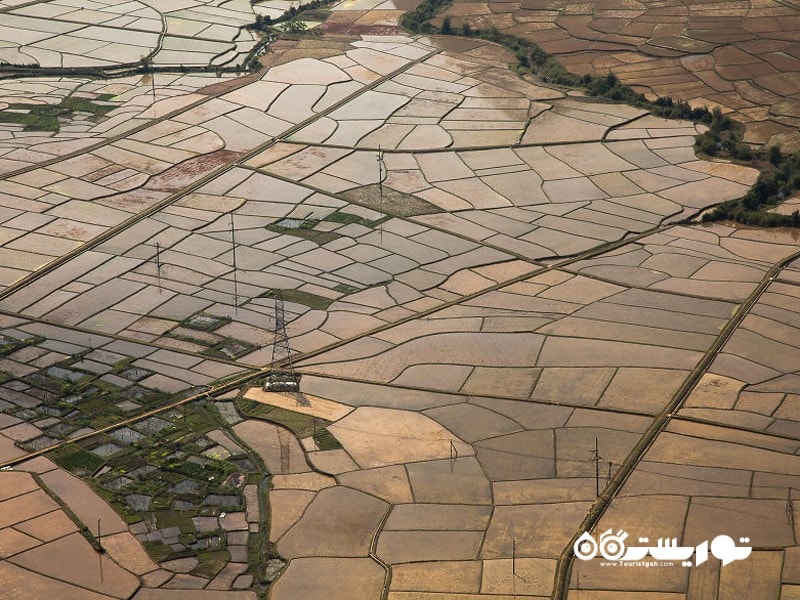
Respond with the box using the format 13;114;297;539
401;1;800;228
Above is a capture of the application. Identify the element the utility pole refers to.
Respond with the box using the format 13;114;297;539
449;439;458;472
377;146;385;244
512;538;516;577
230;213;238;312
149;60;156;111
592;437;601;498
155;241;162;292
376;145;384;196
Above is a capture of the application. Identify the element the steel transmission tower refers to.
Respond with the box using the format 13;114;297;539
264;290;299;391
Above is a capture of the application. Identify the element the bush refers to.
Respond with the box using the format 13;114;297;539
284;18;307;32
768;145;783;165
696;135;717;156
251;14;272;31
400;0;452;32
733;143;753;161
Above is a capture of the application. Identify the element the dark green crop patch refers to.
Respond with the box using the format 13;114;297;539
0;94;117;132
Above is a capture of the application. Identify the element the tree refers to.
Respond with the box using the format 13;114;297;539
253;14;272;31
530;46;548;67
768;145;782;165
441;16;452;34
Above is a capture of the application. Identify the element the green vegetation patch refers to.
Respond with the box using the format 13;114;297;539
192;549;231;579
236;400;312;435
0;107;60;131
333;283;359;294
266;217;342;245
298;8;330;19
237;397;335;441
248;531;265;574
0;334;43;358
155;509;197;535
236;398;342;449
259;288;334;310
0;95;116;132
62;94;116;113
322;209;392;231
324;210;379;227
143;540;173;562
50;444;105;475
340;184;443;217
110;357;135;374
313;427;342;450
164;456;228;480
203;338;259;360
